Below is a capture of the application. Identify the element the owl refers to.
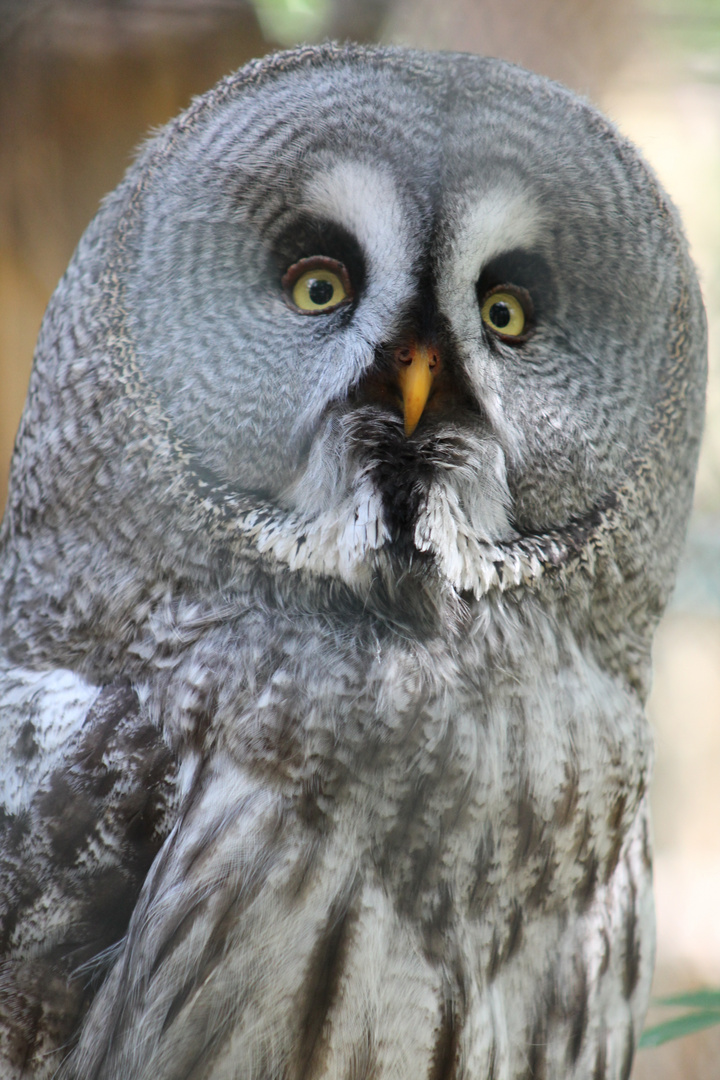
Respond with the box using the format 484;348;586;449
0;43;706;1080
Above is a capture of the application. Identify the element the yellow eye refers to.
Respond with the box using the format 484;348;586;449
282;257;352;314
480;289;527;338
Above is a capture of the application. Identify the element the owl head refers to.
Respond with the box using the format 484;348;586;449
0;44;706;671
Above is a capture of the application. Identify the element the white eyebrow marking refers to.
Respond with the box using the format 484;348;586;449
437;186;544;342
442;186;544;299
301;160;418;307
434;187;544;469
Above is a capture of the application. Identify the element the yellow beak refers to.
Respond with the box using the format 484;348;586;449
396;343;439;436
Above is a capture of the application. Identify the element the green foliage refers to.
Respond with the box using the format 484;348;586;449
249;0;331;44
644;0;720;56
639;989;720;1049
647;0;720;15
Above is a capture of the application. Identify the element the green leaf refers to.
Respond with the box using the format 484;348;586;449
249;0;331;44
652;989;720;1010
639;1010;720;1049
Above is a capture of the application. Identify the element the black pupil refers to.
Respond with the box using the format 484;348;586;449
489;301;511;329
309;278;335;305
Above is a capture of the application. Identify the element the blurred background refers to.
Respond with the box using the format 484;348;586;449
0;0;718;1073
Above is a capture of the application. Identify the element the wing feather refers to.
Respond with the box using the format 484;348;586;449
0;672;179;1078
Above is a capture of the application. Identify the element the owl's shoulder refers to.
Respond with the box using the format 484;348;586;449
0;664;101;815
0;663;179;1077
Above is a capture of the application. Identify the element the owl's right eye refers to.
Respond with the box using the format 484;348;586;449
282;256;353;314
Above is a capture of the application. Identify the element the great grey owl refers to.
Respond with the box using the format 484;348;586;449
0;43;706;1080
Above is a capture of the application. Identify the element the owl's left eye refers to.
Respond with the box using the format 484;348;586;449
479;284;533;342
282;257;353;314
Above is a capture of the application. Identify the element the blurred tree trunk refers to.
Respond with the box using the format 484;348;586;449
0;2;268;508
384;0;640;97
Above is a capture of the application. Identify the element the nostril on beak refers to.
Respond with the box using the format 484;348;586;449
394;341;440;436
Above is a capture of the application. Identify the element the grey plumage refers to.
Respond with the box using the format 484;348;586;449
0;43;706;1080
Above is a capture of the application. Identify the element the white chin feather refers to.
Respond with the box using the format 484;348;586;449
414;438;516;593
254;476;389;587
249;422;537;598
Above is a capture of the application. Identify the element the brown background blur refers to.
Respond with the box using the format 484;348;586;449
1;2;719;1075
